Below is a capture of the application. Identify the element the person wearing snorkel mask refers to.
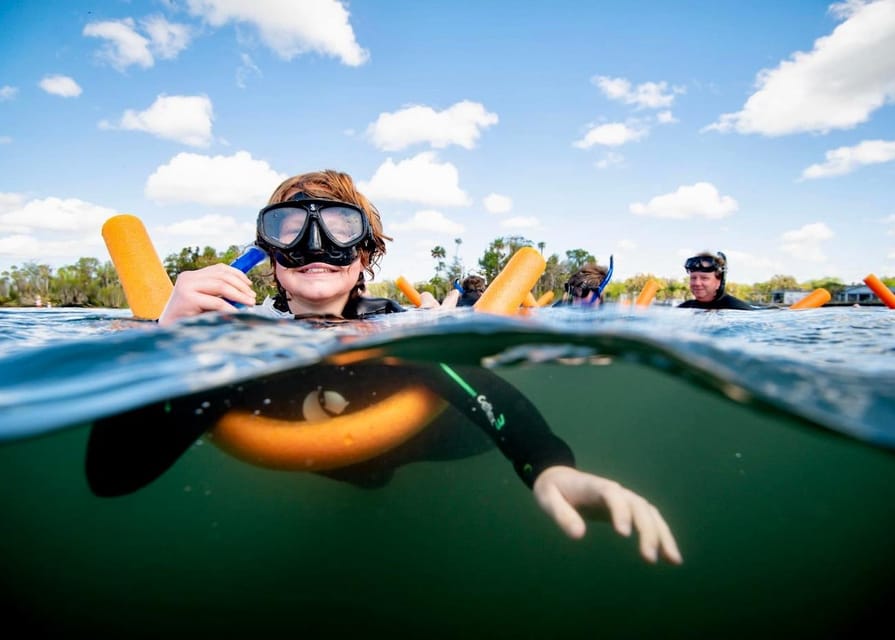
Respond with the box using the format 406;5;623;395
677;251;754;310
554;260;613;307
156;170;682;565
455;274;486;307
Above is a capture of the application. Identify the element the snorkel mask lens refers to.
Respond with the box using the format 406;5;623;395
256;194;371;268
685;256;721;273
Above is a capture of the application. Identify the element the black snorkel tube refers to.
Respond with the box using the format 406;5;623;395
714;251;728;301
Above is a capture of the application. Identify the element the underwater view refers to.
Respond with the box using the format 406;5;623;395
1;305;893;637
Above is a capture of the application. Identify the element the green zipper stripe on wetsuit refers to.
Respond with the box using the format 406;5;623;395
439;363;478;397
439;363;505;431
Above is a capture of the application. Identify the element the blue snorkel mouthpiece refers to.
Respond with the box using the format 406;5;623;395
231;245;266;274
226;244;267;308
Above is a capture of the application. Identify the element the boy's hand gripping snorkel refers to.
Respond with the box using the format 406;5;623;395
226;245;266;308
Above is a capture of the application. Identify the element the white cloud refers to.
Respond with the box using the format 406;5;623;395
779;222;835;261
390;210;465;234
155;213;255;250
141;15;192;59
38;75;82;98
574;122;648;149
656;110;677;124
83;15;192;71
145;151;287;207
100;94;214;147
186;0;369;66
83;18;154;70
629;182;738;219
705;0;895;136
366;100;498;151
0;197;118;265
0;193;26;213
592;75;684;109
0;196;113;233
0;85;19;101
359;152;471;206
0;136;12;145
483;193;512;214
801;138;895;179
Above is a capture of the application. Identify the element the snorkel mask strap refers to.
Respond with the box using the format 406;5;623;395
588;255;614;305
715;251;727;300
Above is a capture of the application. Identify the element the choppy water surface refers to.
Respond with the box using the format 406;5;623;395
1;304;893;452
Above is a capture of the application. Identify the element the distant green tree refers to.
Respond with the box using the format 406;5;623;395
478;236;533;282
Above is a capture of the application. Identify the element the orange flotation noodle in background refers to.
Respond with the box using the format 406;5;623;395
789;287;831;310
474;247;546;315
396;275;423;307
863;274;895;309
635;278;660;307
536;291;555;307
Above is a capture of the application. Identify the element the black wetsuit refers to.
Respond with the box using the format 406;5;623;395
456;291;482;307
678;293;755;310
287;296;575;488
87;296;575;495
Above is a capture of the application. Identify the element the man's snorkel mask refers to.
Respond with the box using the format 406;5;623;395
256;192;374;269
684;251;727;300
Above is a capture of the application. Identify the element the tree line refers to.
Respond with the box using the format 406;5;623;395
1;236;889;308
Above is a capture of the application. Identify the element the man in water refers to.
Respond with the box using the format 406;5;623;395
554;259;613;307
678;251;754;310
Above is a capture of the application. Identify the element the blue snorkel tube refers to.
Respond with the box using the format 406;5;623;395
588;255;614;306
226;244;267;308
453;278;465;294
231;244;266;274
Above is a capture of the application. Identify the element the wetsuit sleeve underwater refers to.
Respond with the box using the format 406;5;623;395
415;363;575;488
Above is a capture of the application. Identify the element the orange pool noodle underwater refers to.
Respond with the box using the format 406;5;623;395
101;214;174;320
635;279;660;307
396;275;423;307
212;385;448;471
789;288;831;310
474;247;546;315
863;274;895;309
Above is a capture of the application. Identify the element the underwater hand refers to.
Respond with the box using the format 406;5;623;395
532;465;683;565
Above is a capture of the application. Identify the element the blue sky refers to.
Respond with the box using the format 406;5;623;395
1;0;894;286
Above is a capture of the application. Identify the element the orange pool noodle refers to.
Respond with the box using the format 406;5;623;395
101;214;174;320
396;275;422;307
635;279;660;307
474;247;546;315
522;292;538;307
789;288;831;310
212;385;448;471
863;274;895;309
536;291;555;307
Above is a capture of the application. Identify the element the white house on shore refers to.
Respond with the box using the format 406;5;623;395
836;284;895;304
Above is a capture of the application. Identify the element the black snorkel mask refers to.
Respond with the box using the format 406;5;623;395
256;192;373;268
685;251;727;300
